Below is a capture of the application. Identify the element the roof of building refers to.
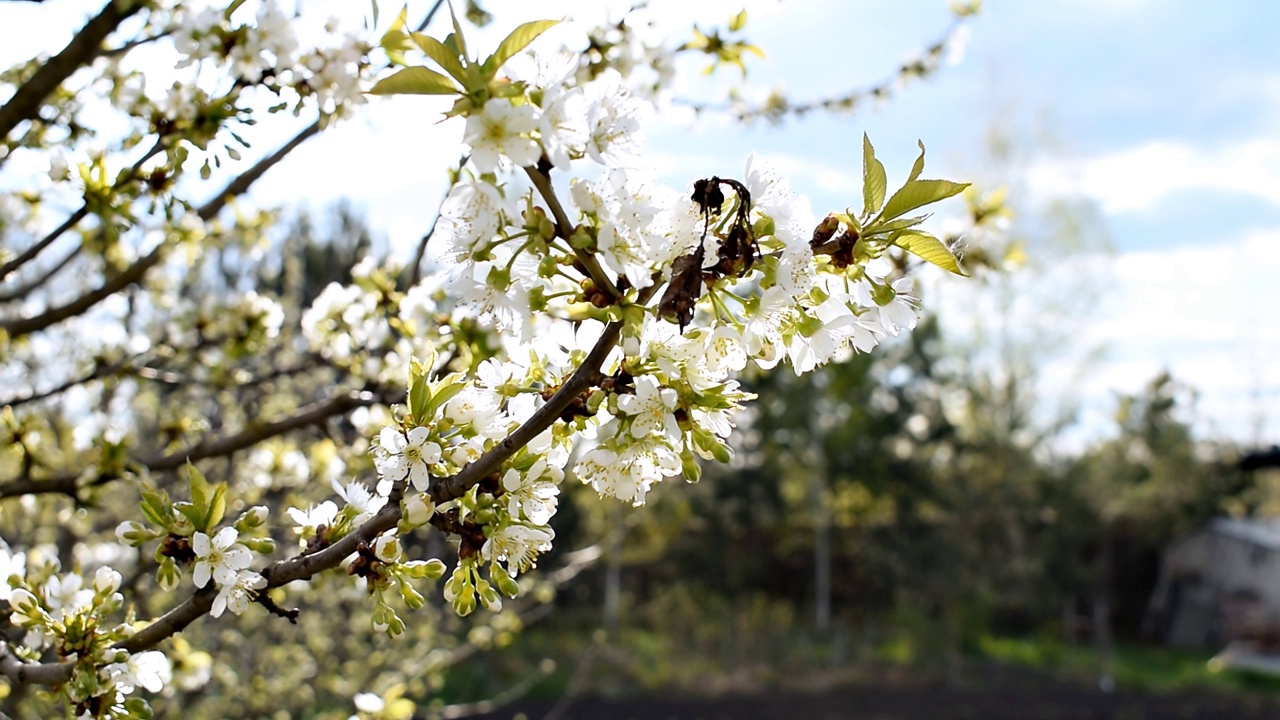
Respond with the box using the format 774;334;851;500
1208;518;1280;552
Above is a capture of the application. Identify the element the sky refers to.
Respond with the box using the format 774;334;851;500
3;0;1278;450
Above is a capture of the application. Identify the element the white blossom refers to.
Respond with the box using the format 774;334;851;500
464;98;540;172
192;528;252;589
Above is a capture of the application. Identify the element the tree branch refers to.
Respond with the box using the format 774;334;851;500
524;165;622;302
430;283;657;504
0;389;385;499
0;0;145;141
1;119;323;339
0;243;82;304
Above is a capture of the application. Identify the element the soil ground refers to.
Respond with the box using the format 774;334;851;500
464;670;1280;720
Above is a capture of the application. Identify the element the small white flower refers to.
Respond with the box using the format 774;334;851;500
192;528;252;589
286;500;339;537
211;569;266;618
333;478;387;525
404;492;436;526
375;427;441;493
94;566;122;595
354;692;385;713
464;98;540;172
373;534;401;563
501;460;561;526
482;523;554;576
105;650;172;694
617;375;681;441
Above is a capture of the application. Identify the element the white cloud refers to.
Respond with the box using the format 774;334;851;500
930;226;1280;446
1076;229;1280;441
1027;138;1280;214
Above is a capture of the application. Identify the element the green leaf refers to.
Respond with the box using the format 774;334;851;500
907;140;927;183
187;462;209;509
426;379;467;419
878;179;970;223
175;502;205;529
379;7;414;66
891;230;965;275
140;487;174;530
447;0;469;60
862;133;887;218
866;214;928;236
368;66;459;96
411;32;469;84
482;19;560;77
729;9;748;32
205;483;228;530
409;368;432;425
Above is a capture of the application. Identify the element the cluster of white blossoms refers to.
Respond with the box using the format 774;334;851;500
1;8;968;718
294;15;965;627
6;553;172;717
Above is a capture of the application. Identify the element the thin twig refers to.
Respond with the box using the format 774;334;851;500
524;165;622;302
0;0;144;140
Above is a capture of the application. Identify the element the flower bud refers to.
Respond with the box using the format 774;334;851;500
403;493;436;526
398;580;426;609
156;557;181;592
236;505;269;530
116;521;152;546
94;566;122;595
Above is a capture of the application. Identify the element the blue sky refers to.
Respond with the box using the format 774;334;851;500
3;0;1277;448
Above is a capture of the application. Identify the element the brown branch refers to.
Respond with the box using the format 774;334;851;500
675;16;969;125
0;137;164;283
195;119;322;220
0;119;323;340
523;165;622;302
0;0;145;141
0;274;655;687
0;389;385;499
0;242;166;339
430;285;656;504
0;207;89;284
0;243;82;304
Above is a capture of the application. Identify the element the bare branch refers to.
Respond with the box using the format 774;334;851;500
0;243;82;304
1;119;323;339
0;242;166;339
525;165;623;303
0;389;385;499
0;0;145;140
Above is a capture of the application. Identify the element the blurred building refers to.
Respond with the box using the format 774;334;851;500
1147;518;1280;649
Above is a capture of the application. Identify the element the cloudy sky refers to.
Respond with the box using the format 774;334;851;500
5;0;1278;448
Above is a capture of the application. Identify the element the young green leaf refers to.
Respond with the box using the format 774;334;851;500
447;0;469;60
368;66;460;96
891;229;965;275
729;9;748;32
187;462;209;510
482;19;561;77
907;140;926;183
426;379;468;419
862;134;887;218
878;179;969;224
140;487;174;530
866;214;928;236
175;502;206;530
205;483;228;530
379;6;413;66
411;32;469;84
409;367;432;425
